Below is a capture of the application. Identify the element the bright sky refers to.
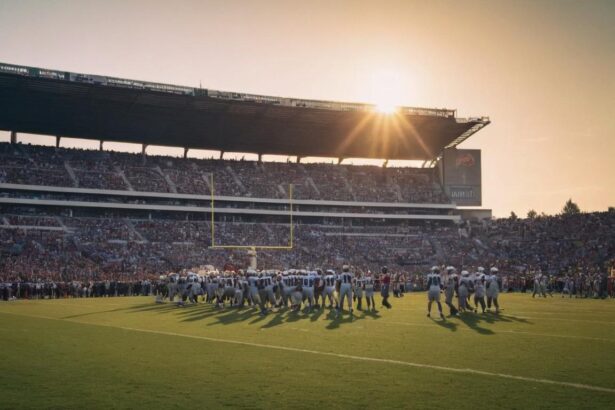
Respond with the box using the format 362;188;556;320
0;0;613;217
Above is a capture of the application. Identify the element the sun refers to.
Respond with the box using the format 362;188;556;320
375;101;399;114
365;68;405;115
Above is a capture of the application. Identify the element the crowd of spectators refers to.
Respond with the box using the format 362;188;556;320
0;278;154;300
0;142;449;203
436;212;615;274
1;211;613;294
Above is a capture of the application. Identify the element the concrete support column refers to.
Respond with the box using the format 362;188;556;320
10;131;17;144
141;144;148;165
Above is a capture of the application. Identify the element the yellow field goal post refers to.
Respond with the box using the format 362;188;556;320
209;174;294;250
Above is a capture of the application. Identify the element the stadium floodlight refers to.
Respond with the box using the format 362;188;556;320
209;174;294;250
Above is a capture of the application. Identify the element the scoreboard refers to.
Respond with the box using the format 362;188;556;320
440;148;482;206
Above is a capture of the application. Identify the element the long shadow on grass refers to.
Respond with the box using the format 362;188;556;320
457;313;495;335
491;313;531;324
429;318;458;332
61;301;187;318
260;310;287;329
210;309;262;326
455;312;533;335
181;305;259;324
125;303;188;313
124;301;383;330
310;307;324;322
126;301;232;323
61;306;132;319
325;309;376;330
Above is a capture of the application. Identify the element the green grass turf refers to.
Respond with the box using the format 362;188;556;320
1;293;614;409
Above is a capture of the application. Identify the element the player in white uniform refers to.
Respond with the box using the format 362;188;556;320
262;273;277;308
290;274;303;311
426;266;445;319
486;267;501;313
322;270;337;309
467;270;476;305
364;271;376;312
167;273;179;302
280;272;294;308
205;272;218;303
457;271;474;312
302;271;316;311
354;271;364;311
473;267;487;313
187;272;201;303
443;266;459;317
532;271;545;298
176;275;188;306
247;272;263;313
337;265;354;316
216;274;225;304
233;275;246;307
256;273;275;314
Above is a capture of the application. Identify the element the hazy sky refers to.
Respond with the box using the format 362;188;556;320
0;0;613;216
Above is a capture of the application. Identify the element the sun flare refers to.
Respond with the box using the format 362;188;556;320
375;101;398;114
366;68;404;114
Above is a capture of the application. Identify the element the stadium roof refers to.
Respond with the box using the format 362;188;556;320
0;62;489;160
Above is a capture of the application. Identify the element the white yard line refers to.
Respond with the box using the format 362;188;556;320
1;310;614;394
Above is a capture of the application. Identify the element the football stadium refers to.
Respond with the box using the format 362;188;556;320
1;2;614;409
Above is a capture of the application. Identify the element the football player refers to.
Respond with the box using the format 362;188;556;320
426;266;445;319
532;270;545;298
458;270;474;312
486;267;501;313
337;265;354;316
354;270;365;311
474;267;487;313
322;269;337;309
302;271;316;311
443;266;459;316
364;270;376;312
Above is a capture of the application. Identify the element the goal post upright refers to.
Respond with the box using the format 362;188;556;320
210;173;215;248
289;183;293;249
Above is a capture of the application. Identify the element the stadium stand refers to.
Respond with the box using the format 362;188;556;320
0;143;450;203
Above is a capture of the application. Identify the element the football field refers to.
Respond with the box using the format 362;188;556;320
1;293;614;409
